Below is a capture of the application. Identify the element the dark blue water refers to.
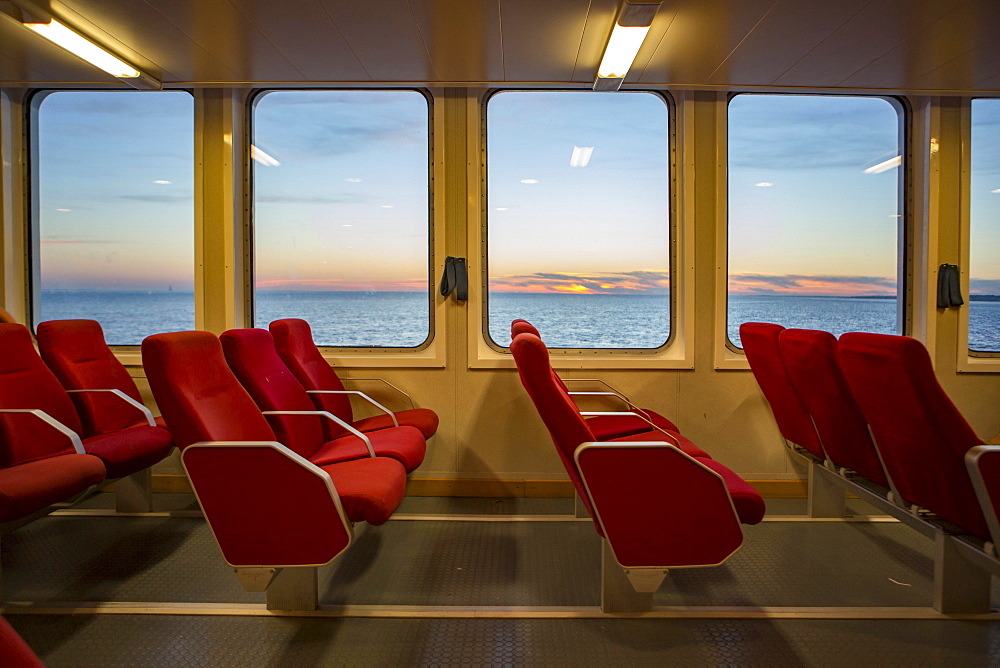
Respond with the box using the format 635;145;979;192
36;290;1000;352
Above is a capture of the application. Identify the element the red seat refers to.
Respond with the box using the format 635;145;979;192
142;331;406;530
839;333;989;540
37;319;169;434
0;324;105;522
739;322;824;460
269;318;438;440
0;616;44;668
511;331;763;569
220;328;425;472
510;319;680;439
778;328;889;487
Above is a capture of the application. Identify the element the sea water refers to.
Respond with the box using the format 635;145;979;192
36;289;1000;352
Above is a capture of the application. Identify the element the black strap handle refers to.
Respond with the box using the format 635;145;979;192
937;264;964;308
439;257;468;302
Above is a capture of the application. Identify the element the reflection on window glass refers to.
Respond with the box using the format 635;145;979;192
253;90;430;348
969;99;1000;353
36;91;194;345
728;94;902;347
487;91;671;349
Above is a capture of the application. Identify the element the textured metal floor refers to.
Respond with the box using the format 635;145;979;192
7;614;1000;667
2;494;999;666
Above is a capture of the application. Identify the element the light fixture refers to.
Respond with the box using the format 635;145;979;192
863;156;901;174
594;1;661;92
6;1;160;89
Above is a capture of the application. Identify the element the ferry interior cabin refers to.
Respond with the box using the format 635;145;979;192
2;0;1000;664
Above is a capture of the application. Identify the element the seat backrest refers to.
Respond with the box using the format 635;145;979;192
511;319;540;338
509;332;601;524
220;328;325;460
839;332;988;539
269;318;353;424
36;319;146;436
778;328;888;486
739;322;824;459
141;331;276;451
0;323;82;467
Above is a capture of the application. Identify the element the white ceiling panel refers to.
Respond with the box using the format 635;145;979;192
638;0;778;85
409;0;504;83
229;0;369;82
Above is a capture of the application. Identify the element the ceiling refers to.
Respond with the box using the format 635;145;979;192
1;0;999;93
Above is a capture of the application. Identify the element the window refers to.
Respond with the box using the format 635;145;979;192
486;91;671;349
252;90;431;348
34;91;194;345
969;98;1000;354
727;94;903;348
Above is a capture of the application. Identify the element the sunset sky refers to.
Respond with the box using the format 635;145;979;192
36;91;1000;296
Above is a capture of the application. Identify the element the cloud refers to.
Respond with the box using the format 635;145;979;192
117;194;193;204
970;278;1000;294
729;273;896;295
490;271;670;294
256;277;426;291
256;193;366;204
729;97;899;170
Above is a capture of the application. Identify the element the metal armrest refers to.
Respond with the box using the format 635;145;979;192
66;388;156;426
580;411;680;447
966;444;1000;549
568;391;634;411
562;378;633;404
0;408;85;454
306;390;399;427
341;377;415;409
261;410;375;457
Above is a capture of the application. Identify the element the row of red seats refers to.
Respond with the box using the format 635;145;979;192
0;320;175;523
509;320;765;612
141;319;436;609
741;322;1000;613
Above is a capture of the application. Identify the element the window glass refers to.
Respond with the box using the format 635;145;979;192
486;91;671;349
969;98;1000;353
727;94;903;347
35;91;194;344
252;90;430;348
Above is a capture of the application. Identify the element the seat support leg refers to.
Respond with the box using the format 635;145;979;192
115;469;153;513
808;461;846;518
574;492;590;519
934;533;992;614
600;539;654;613
266;566;319;611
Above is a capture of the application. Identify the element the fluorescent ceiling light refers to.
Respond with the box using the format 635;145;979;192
597;25;651;79
864;156;901;174
570;146;594;167
24;19;139;78
594;2;661;91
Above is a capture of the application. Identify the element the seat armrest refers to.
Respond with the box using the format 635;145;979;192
966;444;1000;548
261;410;376;457
0;408;85;454
562;378;633;403
579;412;680;447
181;440;352;567
306;390;399;427
66;388;156;426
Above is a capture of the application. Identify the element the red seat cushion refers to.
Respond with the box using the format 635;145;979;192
320;457;406;526
82;426;173;479
0;454;106;522
608;429;710;459
310;425;426;473
587;411;681;441
693;457;766;525
350;408;439;441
